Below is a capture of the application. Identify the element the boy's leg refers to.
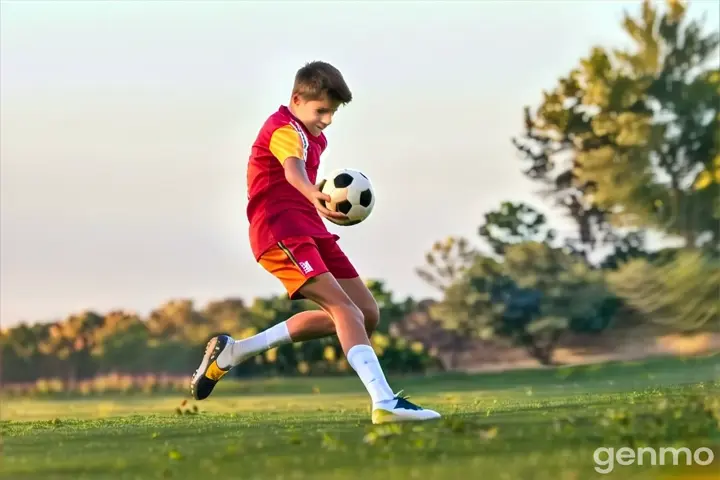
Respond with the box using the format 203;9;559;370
282;235;381;340
191;237;326;400
191;237;374;398
292;271;441;423
285;287;378;342
191;236;440;422
264;236;439;423
284;273;381;341
216;238;379;368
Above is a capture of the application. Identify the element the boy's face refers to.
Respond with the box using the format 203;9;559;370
291;93;341;137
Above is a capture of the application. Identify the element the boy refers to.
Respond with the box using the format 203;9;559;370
190;61;440;424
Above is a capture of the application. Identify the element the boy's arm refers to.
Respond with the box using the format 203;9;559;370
283;157;318;199
268;125;346;221
268;124;317;199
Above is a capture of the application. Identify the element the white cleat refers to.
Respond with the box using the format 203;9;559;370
371;391;442;424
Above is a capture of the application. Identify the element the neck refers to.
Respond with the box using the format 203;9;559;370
288;102;300;118
286;104;317;137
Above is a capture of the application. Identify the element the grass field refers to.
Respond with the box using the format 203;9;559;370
2;355;719;480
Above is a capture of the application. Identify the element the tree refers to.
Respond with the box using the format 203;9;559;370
424;242;618;365
607;249;720;332
91;310;150;373
146;299;209;344
202;298;252;337
415;236;478;291
415;236;481;368
478;201;557;255
38;311;105;385
513;0;719;258
0;288;440;386
0;322;52;383
365;279;404;334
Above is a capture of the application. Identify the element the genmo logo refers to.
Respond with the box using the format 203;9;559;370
593;446;715;474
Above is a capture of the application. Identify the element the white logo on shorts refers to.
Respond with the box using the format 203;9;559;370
299;261;313;274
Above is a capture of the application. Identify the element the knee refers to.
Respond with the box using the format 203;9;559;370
329;298;378;333
358;299;380;334
328;300;365;328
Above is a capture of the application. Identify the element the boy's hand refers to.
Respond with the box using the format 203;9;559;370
306;187;348;222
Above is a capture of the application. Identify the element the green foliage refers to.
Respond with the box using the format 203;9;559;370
607;250;720;332
0;283;440;389
415;236;478;291
424;240;618;365
592;392;720;447
366;279;413;334
485;0;720;338
514;0;720;254
419;193;628;365
478;201;557;255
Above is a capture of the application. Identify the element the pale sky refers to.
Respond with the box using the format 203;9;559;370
1;1;717;327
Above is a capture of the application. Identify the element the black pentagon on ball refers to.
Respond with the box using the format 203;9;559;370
336;200;353;215
334;173;354;188
359;189;372;208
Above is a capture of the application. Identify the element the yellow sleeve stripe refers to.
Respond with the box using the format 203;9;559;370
269;124;307;164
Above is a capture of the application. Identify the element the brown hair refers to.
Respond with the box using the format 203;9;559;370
293;61;352;104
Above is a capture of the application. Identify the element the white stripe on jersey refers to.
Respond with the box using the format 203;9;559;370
289;121;309;161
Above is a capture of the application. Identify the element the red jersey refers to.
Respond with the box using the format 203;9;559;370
246;106;336;260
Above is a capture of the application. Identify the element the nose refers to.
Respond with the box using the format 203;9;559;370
322;113;333;126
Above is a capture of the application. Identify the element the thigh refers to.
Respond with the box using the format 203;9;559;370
258;237;329;299
296;237;365;316
337;276;381;335
296;272;368;349
296;271;357;311
315;238;378;318
337;276;377;314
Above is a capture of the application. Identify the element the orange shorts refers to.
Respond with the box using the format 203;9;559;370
258;236;358;299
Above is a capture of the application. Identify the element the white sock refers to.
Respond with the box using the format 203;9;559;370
346;344;395;406
217;321;292;369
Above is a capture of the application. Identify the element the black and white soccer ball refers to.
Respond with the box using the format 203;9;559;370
318;168;375;226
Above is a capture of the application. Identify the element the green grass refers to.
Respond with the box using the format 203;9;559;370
2;354;719;480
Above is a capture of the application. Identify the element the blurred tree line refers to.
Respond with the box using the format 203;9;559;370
417;0;719;365
0;281;439;390
1;0;717;391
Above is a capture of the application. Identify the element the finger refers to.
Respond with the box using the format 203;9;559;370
319;211;338;222
318;206;346;220
316;206;334;218
327;210;348;219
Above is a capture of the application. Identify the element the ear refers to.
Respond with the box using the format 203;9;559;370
291;93;302;106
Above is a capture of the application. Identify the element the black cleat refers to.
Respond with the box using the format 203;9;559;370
190;335;232;400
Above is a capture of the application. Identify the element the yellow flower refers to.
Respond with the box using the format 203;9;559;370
323;345;336;362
